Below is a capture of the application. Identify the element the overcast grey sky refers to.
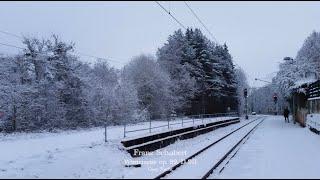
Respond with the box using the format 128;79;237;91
1;1;320;87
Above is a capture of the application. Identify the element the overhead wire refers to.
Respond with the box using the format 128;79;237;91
183;1;218;43
155;1;187;30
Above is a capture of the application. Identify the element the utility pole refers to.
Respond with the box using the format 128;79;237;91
12;105;16;131
12;84;17;131
273;93;278;115
244;88;248;119
284;56;295;122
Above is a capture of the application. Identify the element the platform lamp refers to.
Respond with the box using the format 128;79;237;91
283;57;295;123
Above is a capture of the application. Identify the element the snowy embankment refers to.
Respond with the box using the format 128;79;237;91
0;115;241;178
0;125;128;178
306;113;320;132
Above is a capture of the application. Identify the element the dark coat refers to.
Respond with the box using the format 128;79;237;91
284;108;289;117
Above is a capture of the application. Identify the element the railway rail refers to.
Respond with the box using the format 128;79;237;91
154;116;265;179
122;118;240;157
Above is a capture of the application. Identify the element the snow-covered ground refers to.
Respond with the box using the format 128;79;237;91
0;126;127;178
217;115;320;179
0;116;236;142
1;115;320;178
0;115;241;178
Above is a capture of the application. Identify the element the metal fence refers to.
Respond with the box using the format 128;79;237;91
122;112;238;138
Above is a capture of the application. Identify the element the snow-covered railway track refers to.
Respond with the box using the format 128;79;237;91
154;117;265;179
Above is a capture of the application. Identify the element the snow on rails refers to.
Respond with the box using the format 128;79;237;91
154;116;265;179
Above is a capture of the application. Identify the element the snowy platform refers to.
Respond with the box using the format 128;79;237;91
121;117;240;147
217;115;320;179
122;118;240;157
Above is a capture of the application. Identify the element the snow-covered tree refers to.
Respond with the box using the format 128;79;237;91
0;35;89;131
251;31;320;114
113;79;139;124
273;31;320;99
81;60;139;125
122;54;176;119
157;29;197;114
248;85;277;114
295;31;320;79
157;28;238;115
0;55;19;131
0;28;241;132
235;67;249;115
209;43;238;113
82;61;118;125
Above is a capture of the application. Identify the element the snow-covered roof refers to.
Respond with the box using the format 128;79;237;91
291;78;318;95
293;77;317;89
